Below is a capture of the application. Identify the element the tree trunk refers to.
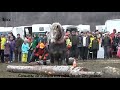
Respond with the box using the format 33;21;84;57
102;66;120;77
7;65;103;77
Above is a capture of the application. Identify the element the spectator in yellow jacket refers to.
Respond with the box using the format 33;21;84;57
89;35;95;48
88;34;94;59
0;34;6;63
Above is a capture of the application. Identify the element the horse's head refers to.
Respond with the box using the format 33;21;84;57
50;22;63;43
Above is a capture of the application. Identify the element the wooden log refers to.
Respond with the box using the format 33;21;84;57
7;65;103;77
102;66;120;77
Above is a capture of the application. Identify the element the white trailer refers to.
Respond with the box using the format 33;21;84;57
12;26;32;39
105;19;120;33
96;25;106;32
32;24;51;35
0;27;13;35
76;25;90;32
62;25;74;32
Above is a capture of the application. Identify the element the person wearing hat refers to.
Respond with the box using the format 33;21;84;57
30;42;49;65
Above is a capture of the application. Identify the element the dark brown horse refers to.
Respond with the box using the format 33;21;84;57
48;22;67;65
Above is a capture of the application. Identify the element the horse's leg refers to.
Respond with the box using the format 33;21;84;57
55;53;58;65
59;51;64;65
53;52;60;65
50;53;54;65
59;57;63;65
58;54;61;65
61;50;67;65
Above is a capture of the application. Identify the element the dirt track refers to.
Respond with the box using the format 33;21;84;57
1;59;120;78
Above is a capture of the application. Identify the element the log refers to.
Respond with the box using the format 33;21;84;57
7;65;103;77
102;66;120;77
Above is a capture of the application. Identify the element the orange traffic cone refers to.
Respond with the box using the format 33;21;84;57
72;59;77;68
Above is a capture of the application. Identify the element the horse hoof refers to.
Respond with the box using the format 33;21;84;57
50;63;54;66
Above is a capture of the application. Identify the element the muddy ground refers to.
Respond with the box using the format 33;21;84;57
0;59;120;78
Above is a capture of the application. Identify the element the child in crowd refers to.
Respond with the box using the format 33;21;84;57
9;36;15;62
4;37;10;63
21;39;30;63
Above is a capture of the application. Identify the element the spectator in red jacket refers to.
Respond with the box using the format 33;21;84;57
30;42;49;65
110;29;116;40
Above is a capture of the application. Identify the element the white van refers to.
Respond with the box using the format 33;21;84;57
12;26;32;39
62;25;74;32
96;25;106;32
0;27;13;36
105;19;120;33
32;24;51;35
76;25;90;32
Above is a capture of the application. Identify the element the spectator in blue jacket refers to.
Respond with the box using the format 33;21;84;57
21;39;30;63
